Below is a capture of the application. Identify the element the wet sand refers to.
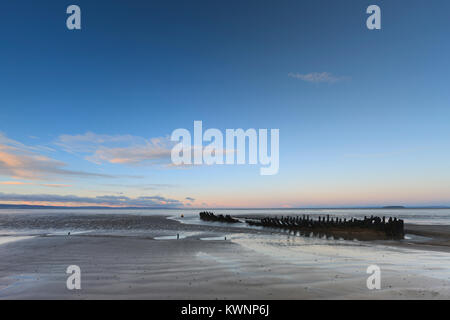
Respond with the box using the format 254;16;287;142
0;215;449;299
406;224;450;242
376;224;450;253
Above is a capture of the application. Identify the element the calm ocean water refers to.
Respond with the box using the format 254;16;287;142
0;208;449;225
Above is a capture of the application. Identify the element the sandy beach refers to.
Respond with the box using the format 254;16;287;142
1;213;450;300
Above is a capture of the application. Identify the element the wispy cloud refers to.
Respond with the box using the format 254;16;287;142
288;72;349;83
185;197;195;201
0;133;54;153
56;132;146;154
0;181;71;188
56;132;174;166
0;133;113;180
0;192;184;207
56;132;236;168
88;138;172;165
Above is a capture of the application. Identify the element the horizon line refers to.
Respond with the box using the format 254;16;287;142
0;204;449;210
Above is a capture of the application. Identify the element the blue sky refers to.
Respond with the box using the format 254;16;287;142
1;0;449;207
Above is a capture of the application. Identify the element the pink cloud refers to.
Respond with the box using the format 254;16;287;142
0;134;113;180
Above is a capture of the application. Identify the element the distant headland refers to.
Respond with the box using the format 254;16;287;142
382;206;406;209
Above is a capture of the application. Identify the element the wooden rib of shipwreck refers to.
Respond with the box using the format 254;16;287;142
246;215;405;241
199;211;240;223
199;212;404;240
